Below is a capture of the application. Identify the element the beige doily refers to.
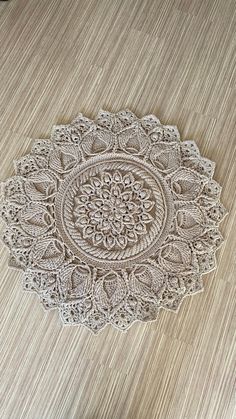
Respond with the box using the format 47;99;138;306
1;110;227;333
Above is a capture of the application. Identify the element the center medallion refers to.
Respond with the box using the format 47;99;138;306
55;154;173;269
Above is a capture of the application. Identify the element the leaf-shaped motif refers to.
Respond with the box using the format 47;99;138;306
116;235;127;249
60;264;91;299
33;239;65;270
139;212;153;224
20;203;53;237
176;204;204;240
103;234;116;250
135;222;147;235
81;129;114;155
80;184;95;195
159;240;192;272
150;143;181;173
24;170;58;201
130;264;164;301
83;225;95;238
171;168;205;200
118;125;150;155
49;148;78;173
94;272;126;314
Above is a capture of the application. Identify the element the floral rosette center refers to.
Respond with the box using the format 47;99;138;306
73;171;154;250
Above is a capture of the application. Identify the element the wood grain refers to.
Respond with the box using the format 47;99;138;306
0;0;235;418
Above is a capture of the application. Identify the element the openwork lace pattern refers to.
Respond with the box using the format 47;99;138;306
74;171;154;250
0;110;227;333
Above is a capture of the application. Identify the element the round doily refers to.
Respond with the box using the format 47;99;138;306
1;110;227;333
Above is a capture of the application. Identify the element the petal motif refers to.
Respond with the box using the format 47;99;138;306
32;239;65;270
130;264;164;302
175;204;205;240
159;240;192;272
49;147;79;174
118;124;150;155
83;225;95;238
103;234;115;249
94;272;126;315
20;203;53;237
150;143;181;173
24;170;58;201
112;219;123;234
135;221;147;235
116;235;127;249
60;263;91;299
81;129;114;155
170;168;205;201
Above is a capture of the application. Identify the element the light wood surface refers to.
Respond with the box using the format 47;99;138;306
0;1;235;418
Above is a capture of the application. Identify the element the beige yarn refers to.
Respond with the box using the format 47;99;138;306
0;110;227;333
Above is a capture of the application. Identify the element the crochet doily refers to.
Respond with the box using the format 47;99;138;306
1;110;227;333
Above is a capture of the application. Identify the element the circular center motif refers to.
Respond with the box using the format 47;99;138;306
55;154;174;268
73;171;155;250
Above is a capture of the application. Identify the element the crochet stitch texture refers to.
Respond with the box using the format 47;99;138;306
0;110;227;333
